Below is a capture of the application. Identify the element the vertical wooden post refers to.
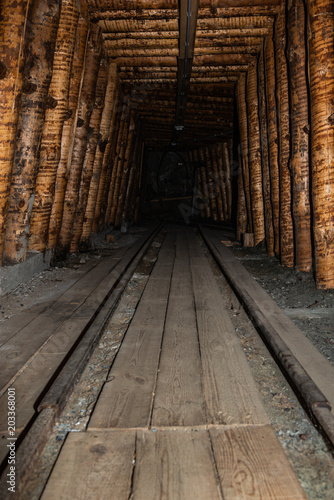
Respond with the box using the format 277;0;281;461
209;144;224;221
48;14;89;249
204;146;218;221
105;98;129;227
264;33;280;257
29;0;79;252
115;113;137;227
287;0;312;272
192;149;206;218
215;143;228;220
223;142;232;220
198;148;211;219
93;91;122;231
275;3;294;267
58;24;102;252
246;61;265;246
307;0;334;288
3;0;61;264
0;0;29;263
236;147;247;242
258;46;274;256
122;125;142;224
70;57;108;253
82;63;118;240
236;73;253;233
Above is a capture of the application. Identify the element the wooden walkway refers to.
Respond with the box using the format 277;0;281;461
42;227;307;499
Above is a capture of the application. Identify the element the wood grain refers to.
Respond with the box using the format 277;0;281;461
41;430;136;500
133;429;222;500
210;425;308;499
89;231;176;429
152;231;206;427
187;230;269;425
202;227;334;409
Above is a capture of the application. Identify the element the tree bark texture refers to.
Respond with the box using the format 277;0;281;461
198;148;211;219
109;106;132;226
0;0;29;263
236;73;252;232
215;143;228;220
209;144;224;221
223;142;232;219
122;126;142;224
58;24;102;252
115;113;137;227
307;0;334;288
81;63;118;243
204;147;218;220
92;89;121;232
264;33;280;256
28;0;79;252
246;61;265;246
287;0;312;272
48;14;89;249
104;98;128;227
258;46;274;256
70;57;108;253
3;0;61;264
236;147;247;241
275;3;294;267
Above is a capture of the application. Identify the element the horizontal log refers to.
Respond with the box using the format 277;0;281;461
103;28;271;39
88;0;280;10
107;46;261;58
90;6;278;21
99;16;273;33
111;37;263;50
114;53;255;66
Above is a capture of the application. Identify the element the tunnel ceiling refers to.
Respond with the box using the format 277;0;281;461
86;0;279;149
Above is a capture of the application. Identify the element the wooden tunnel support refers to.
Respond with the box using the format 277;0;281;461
307;0;334;288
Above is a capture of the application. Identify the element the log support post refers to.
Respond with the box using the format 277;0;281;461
287;0;312;272
275;3;294;267
258;46;274;256
0;0;29;263
264;33;280;257
307;0;334;288
28;0;79;252
236;73;253;233
246;61;265;247
48;14;89;249
3;0;61;264
58;24;102;253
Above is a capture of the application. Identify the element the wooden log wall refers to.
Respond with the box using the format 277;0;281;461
187;143;233;223
0;0;333;289
235;0;334;288
0;0;144;262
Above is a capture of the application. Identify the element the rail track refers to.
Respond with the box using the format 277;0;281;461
1;223;334;498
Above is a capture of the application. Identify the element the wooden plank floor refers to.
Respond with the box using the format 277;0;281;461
44;227;307;499
0;227;156;465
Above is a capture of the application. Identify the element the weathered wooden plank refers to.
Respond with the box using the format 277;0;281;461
0;231;154;393
200;226;334;410
89;231;176;429
41;431;136;500
0;260;98;347
0;353;64;433
152;231;206;427
187;229;270;425
210;425;308;499
133;429;222;500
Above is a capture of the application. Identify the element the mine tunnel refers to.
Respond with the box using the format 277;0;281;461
1;0;334;498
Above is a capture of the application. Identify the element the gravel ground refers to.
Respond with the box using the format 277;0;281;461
231;244;334;366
